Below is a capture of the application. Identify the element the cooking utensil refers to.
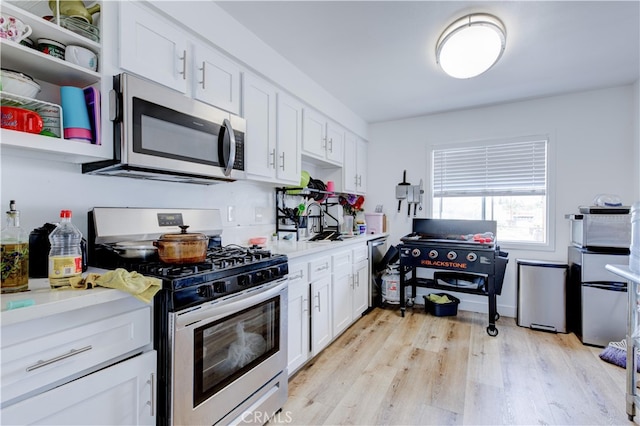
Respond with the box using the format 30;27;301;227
154;225;209;264
111;241;158;260
0;69;41;99
396;170;411;212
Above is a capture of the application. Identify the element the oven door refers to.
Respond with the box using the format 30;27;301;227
117;73;245;180
171;279;288;425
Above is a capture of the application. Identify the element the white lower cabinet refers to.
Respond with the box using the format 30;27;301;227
287;260;310;375
1;296;155;424
1;350;157;425
332;249;354;337
352;245;370;317
309;256;332;356
287;243;371;376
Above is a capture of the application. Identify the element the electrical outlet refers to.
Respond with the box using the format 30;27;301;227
227;205;235;222
255;207;264;223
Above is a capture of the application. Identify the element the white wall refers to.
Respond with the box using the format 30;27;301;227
366;85;638;317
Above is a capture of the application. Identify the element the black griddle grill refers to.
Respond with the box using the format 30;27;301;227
398;219;508;336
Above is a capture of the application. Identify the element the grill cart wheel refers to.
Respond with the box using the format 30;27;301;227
486;326;499;337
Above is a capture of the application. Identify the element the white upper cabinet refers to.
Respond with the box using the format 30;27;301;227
302;108;344;166
276;92;302;184
0;1;110;163
119;1;241;114
325;120;345;164
192;42;241;115
243;72;277;180
244;73;301;185
119;1;189;94
343;131;368;194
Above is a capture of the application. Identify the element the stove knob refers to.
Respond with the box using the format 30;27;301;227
213;281;227;293
447;251;457;260
238;274;252;286
411;248;421;257
270;267;282;279
428;249;438;259
467;252;478;262
197;284;214;298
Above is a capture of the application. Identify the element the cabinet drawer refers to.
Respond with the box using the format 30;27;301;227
309;256;331;281
332;250;353;271
1;350;156;425
353;245;369;264
288;261;308;285
1;302;152;405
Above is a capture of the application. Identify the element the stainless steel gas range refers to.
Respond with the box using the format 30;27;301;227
88;207;288;425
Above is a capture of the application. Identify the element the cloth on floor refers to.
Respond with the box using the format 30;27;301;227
427;293;452;304
82;268;161;303
599;339;640;372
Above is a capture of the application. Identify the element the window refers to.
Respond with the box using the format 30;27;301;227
432;138;548;245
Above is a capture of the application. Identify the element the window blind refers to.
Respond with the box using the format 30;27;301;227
433;139;547;197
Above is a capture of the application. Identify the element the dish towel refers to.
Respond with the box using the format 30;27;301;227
82;268;161;304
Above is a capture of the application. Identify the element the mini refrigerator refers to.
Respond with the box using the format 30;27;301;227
517;259;569;333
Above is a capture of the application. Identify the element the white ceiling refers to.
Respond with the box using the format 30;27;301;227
216;1;640;123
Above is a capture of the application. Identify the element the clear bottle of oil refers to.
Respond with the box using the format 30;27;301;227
48;210;83;289
1;200;29;293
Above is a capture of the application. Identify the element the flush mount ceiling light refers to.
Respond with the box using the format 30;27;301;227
436;13;506;79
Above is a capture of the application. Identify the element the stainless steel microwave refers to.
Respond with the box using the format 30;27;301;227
83;73;245;184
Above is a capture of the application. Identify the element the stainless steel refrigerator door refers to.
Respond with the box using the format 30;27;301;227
581;283;627;347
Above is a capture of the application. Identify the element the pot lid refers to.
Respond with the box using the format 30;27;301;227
158;225;208;241
113;240;157;249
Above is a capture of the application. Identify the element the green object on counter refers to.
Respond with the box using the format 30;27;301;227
6;298;35;310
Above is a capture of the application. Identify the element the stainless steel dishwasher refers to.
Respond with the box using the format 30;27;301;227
368;236;389;310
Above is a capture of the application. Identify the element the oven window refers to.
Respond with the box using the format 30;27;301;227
193;296;280;407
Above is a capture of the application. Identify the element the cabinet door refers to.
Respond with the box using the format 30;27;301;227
302;108;326;159
276;93;303;184
243;73;277;180
1;350;157;425
343;131;358;193
287;262;310;376
356;138;368;193
353;259;369;318
119;1;188;93
332;265;353;337
311;276;332;356
193;42;241;115
325;121;344;165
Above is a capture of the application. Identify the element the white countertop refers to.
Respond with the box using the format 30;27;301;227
268;233;388;259
0;233;388;326
0;267;131;326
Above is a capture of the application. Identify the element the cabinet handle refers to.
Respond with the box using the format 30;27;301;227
315;292;321;312
199;61;206;88
269;148;276;168
358;175;362;187
355;274;360;287
328;138;333;153
322;137;327;150
279;152;286;170
354;174;359;186
316;264;329;272
350;274;355;289
147;372;156;416
302;297;309;314
289;271;304;281
26;345;92;372
179;50;187;79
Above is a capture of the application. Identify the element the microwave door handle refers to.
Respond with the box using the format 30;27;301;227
221;118;236;177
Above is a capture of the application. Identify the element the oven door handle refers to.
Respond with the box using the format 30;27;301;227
174;279;287;329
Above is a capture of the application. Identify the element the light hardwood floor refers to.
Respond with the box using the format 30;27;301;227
280;307;632;425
